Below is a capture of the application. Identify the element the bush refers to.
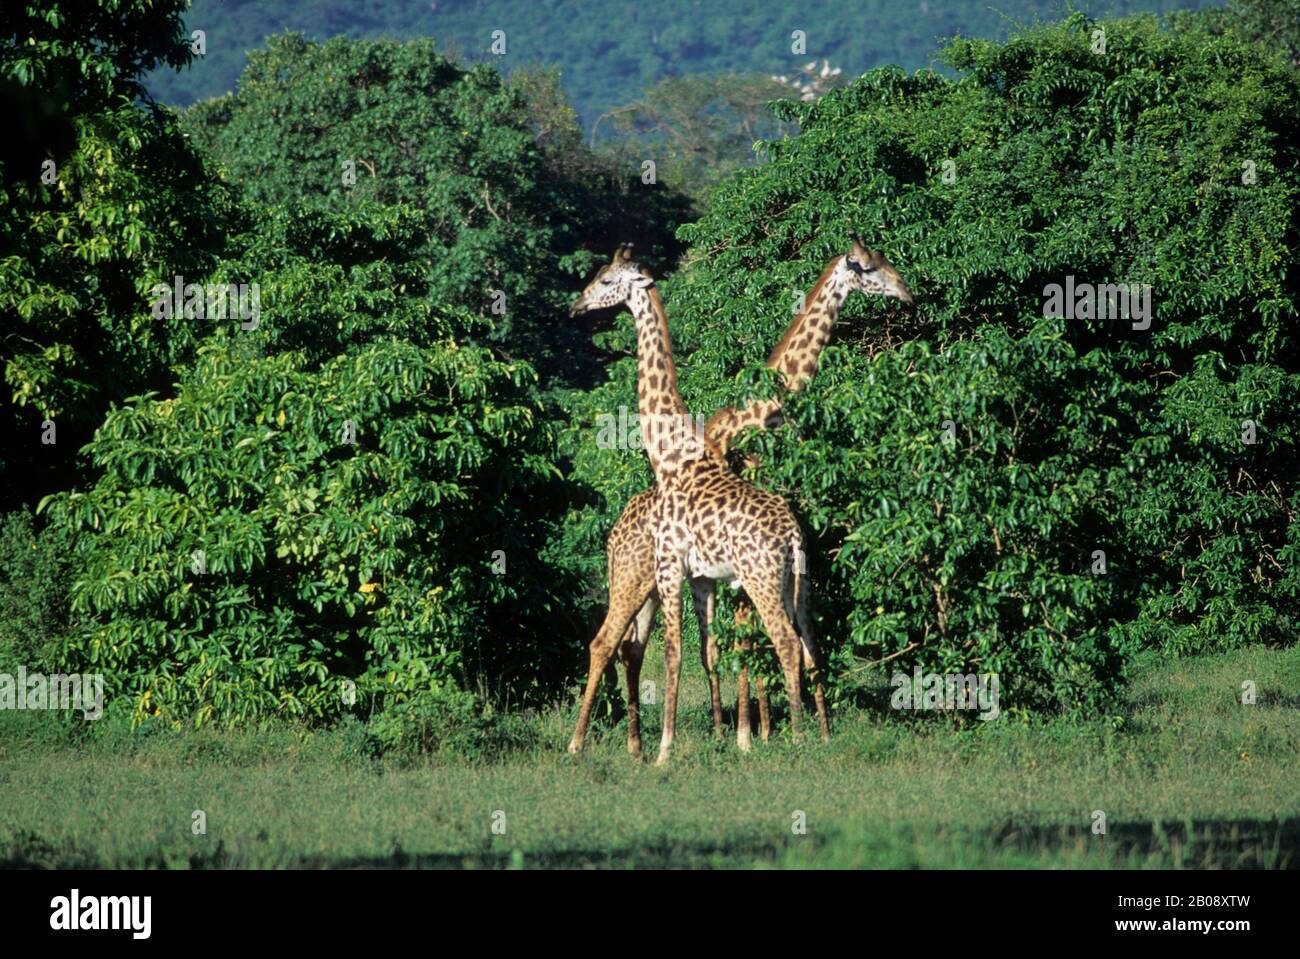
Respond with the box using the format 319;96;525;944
39;193;591;732
41;327;584;726
353;687;538;764
564;15;1300;714
0;509;77;672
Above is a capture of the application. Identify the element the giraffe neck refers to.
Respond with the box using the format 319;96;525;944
627;284;709;480
704;257;853;455
766;256;852;388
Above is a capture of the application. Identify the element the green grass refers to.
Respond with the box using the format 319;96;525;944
1;643;1296;868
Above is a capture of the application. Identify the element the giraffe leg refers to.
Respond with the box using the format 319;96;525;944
655;562;684;766
737;600;773;741
746;583;804;744
569;587;650;754
736;634;753;752
756;672;772;742
789;575;829;742
620;595;658;756
690;578;722;736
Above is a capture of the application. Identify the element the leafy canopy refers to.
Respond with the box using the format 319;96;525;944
183;34;687;387
42;202;586;725
566;14;1300;713
1;0;226;509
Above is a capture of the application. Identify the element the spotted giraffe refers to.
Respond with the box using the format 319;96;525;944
704;237;914;454
584;239;915;755
566;244;808;763
566;244;911;762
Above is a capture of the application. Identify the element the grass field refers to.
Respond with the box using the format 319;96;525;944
1;642;1297;869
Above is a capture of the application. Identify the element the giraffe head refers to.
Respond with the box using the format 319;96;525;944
844;236;914;304
570;244;654;316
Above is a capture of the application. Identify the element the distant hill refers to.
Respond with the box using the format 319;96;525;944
147;0;1218;126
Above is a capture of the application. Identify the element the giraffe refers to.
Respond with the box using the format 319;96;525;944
590;239;915;755
566;243;911;763
703;236;914;455
565;243;808;763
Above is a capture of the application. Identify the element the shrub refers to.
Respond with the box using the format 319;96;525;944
41;327;584;726
182;34;688;388
0;509;77;672
564;15;1300;714
355;687;538;763
39;193;590;733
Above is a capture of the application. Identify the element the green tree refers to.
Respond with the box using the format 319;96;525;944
1232;0;1300;63
182;34;687;388
41;202;586;726
592;72;806;205
565;14;1300;714
0;0;226;510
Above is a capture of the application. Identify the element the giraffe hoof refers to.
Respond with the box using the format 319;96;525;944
627;739;642;756
566;740;582;754
737;732;753;753
654;749;671;766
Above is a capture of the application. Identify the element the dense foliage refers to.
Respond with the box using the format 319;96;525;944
4;10;600;729
39;202;587;725
0;0;227;510
182;33;687;386
592;73;807;205
0;509;76;672
1181;0;1300;63
564;14;1300;714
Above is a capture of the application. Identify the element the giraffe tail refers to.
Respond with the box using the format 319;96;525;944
791;535;814;661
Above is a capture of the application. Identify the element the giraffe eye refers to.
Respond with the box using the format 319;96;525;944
599;278;613;285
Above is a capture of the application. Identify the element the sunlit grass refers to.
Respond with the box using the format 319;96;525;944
1;644;1295;868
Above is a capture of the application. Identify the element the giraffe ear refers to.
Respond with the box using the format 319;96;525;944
849;234;871;258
